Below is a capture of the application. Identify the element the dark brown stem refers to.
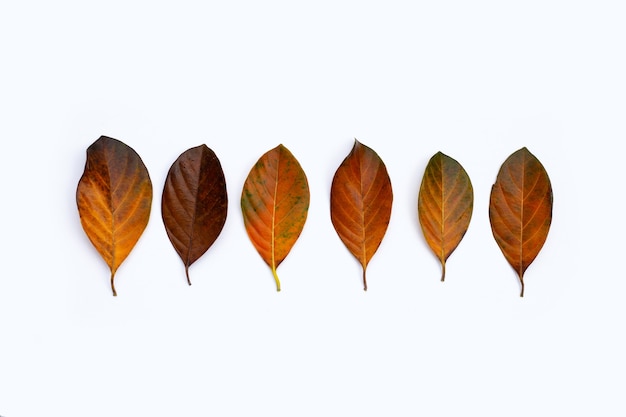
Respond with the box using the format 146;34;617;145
185;266;192;286
111;272;117;297
363;268;368;291
520;278;525;297
440;259;446;282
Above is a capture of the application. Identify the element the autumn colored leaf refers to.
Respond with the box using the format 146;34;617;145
76;136;153;296
418;152;473;282
241;144;310;291
330;140;393;290
489;147;553;297
161;145;228;285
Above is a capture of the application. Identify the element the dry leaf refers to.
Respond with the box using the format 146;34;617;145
489;147;553;297
330;140;393;290
161;145;228;285
76;136;153;296
418;152;473;282
241;144;310;291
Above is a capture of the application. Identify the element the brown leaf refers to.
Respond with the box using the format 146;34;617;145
489;147;553;297
76;136;153;296
330;140;393;290
241;144;310;291
418;152;473;282
161;145;228;285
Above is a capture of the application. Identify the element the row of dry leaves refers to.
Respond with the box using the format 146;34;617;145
77;136;553;297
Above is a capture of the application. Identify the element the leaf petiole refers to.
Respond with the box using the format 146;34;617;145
272;266;281;292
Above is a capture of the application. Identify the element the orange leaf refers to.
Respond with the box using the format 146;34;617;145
418;152;473;282
330;140;393;290
76;136;153;296
241;144;310;291
161;145;228;285
489;147;553;297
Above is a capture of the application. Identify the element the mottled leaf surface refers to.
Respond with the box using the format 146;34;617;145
489;147;553;297
76;136;153;296
330;140;393;290
162;145;228;285
241;144;310;291
418;152;473;282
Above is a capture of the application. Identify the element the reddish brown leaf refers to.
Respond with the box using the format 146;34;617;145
489;147;553;297
241;144;310;291
76;136;153;296
330;140;393;290
161;145;228;285
418;152;473;282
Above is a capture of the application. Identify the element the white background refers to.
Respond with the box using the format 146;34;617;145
0;1;624;416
